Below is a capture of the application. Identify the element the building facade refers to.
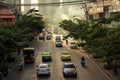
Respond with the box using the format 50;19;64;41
0;2;16;26
0;0;22;25
87;0;120;20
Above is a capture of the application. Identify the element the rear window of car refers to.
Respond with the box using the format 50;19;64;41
64;64;75;68
71;42;75;44
39;65;48;68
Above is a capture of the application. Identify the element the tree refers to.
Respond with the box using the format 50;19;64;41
0;8;45;65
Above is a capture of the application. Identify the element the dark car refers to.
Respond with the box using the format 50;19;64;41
55;40;63;47
46;35;52;40
55;36;61;41
63;63;77;77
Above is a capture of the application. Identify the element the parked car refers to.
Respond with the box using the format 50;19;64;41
42;52;52;61
69;42;77;49
37;64;50;76
61;51;71;61
55;40;63;47
63;63;77;77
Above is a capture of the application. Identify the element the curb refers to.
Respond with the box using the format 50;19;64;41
78;47;117;80
2;54;22;80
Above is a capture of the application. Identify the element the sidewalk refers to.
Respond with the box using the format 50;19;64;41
66;37;120;80
79;47;120;80
2;52;22;80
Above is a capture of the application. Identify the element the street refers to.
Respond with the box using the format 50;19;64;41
4;36;111;80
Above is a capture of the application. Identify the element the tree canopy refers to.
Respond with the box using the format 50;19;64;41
59;14;120;68
0;8;45;64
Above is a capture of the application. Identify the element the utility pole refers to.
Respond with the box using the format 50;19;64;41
103;0;106;18
83;0;89;24
84;1;89;21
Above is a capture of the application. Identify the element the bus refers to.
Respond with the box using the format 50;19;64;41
23;48;35;63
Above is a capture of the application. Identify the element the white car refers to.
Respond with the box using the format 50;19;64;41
37;64;50;76
69;42;77;49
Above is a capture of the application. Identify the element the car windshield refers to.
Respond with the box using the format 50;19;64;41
64;64;75;68
56;40;62;42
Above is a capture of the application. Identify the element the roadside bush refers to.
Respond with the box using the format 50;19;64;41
103;64;113;70
5;56;15;62
93;53;104;59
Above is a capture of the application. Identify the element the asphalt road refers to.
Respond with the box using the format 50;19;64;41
4;37;111;80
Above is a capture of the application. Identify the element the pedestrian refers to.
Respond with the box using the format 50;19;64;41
66;39;68;45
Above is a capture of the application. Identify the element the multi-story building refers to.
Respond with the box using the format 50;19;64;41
0;1;15;26
87;0;120;20
0;0;21;25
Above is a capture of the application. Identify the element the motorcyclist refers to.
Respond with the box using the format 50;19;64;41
18;60;24;71
81;56;85;67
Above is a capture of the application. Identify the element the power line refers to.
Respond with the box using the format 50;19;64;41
13;1;91;6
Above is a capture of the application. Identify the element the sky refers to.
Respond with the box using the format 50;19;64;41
21;0;39;13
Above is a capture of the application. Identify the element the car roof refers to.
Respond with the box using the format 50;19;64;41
64;63;74;65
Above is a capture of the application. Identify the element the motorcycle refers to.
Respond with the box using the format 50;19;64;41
81;60;85;67
18;64;23;71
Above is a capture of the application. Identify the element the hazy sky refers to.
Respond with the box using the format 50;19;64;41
21;0;39;13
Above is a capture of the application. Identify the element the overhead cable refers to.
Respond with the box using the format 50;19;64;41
13;1;91;6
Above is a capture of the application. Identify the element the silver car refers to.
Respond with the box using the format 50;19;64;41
37;64;50;76
69;42;77;49
63;63;77;77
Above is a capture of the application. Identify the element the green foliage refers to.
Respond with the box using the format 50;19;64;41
59;19;78;32
59;15;120;68
0;8;45;63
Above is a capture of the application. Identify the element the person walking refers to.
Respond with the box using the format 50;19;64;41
66;39;68;45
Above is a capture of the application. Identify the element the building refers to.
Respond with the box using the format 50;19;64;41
0;0;22;25
0;2;15;26
87;0;120;20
